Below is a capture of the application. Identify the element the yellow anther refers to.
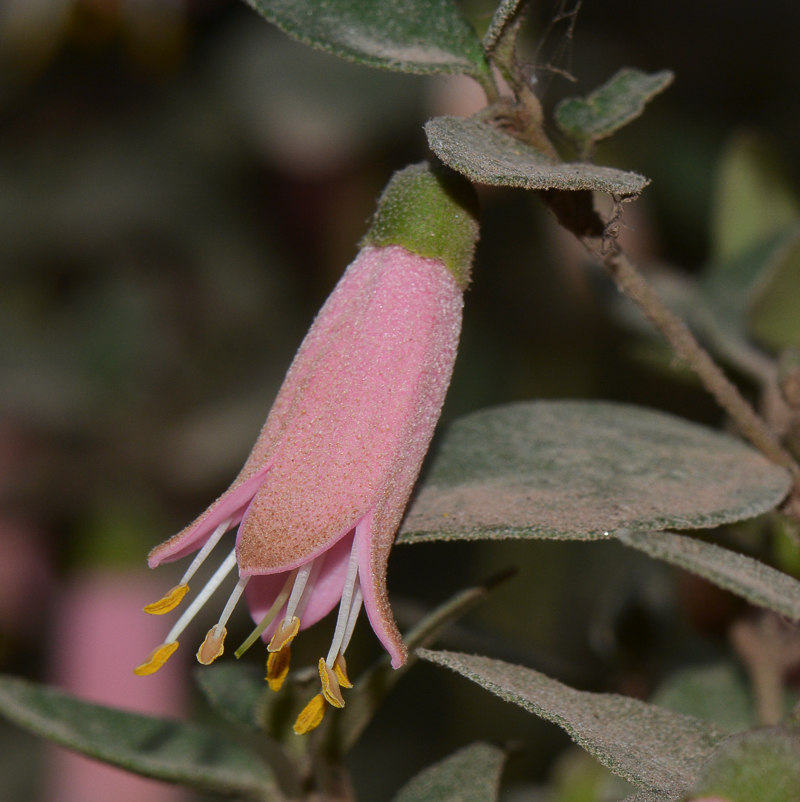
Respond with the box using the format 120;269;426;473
333;653;352;689
197;626;226;665
266;645;292;692
293;693;329;735
268;616;300;652
319;658;345;708
133;642;179;676
143;584;189;615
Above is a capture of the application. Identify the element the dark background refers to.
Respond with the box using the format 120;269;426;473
0;1;798;800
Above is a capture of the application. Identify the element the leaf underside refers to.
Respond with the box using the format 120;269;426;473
424;116;650;196
420;650;727;800
618;529;800;621
0;675;277;799
194;662;267;731
244;0;489;78
391;742;506;802
399;400;791;543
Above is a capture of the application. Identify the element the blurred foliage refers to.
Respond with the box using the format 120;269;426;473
2;0;800;801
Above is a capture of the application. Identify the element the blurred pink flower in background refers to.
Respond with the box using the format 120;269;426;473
45;572;189;802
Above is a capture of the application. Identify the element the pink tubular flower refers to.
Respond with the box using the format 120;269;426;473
135;163;479;733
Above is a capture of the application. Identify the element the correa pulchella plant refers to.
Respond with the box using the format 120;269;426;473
1;1;800;801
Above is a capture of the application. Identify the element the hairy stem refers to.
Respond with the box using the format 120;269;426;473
581;234;800;487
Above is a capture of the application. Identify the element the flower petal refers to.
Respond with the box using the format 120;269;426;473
243;532;355;641
148;462;274;568
236;246;463;576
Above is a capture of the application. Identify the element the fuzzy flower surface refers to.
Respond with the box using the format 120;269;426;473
135;163;478;732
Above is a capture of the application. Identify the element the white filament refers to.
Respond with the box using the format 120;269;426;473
294;554;325;622
326;541;360;666
340;580;362;655
166;548;237;644
179;518;232;586
283;559;315;624
211;575;251;637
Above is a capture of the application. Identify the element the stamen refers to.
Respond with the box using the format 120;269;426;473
197;627;226;665
325;542;360;667
332;582;362;688
340;582;363;655
333;653;351;689
164;548;238;644
179;518;232;585
283;560;315;623
143;518;232;616
293;555;325;621
144;584;189;616
266;645;292;691
134;642;179;676
234;568;299;659
268;616;300;652
267;555;325;652
293;694;328;735
318;658;345;707
196;575;251;665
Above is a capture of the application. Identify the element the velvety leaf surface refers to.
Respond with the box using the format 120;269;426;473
424;117;649;196
243;0;489;78
0;674;278;799
420;650;727;799
399;401;791;543
392;742;506;802
555;68;674;152
622;793;675;802
482;0;525;51
618;530;800;621
194;662;267;731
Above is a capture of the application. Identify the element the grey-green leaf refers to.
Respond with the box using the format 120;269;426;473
392;742;506;802
243;0;489;79
482;0;526;52
425;116;649;196
555;68;674;152
398;401;791;544
0;674;278;800
710;131;800;264
420;650;727;799
194;662;267;731
617;529;800;621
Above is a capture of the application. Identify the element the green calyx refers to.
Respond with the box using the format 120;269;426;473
362;161;479;289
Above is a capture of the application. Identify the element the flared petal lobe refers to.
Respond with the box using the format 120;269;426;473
239;245;463;666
